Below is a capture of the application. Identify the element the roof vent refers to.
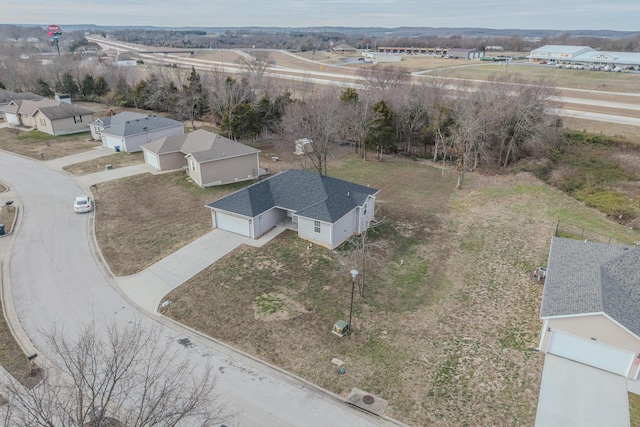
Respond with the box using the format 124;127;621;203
347;191;350;197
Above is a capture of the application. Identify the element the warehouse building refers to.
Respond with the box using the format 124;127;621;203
529;45;640;69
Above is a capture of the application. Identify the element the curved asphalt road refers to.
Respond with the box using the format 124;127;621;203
0;150;400;427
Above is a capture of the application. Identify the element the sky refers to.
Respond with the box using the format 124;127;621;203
1;0;639;32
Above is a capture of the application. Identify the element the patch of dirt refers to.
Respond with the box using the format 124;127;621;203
253;293;309;322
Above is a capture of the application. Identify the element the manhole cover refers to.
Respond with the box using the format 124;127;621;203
362;395;375;405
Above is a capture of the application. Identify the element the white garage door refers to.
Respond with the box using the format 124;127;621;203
144;151;160;170
548;331;635;376
104;136;122;150
216;212;251;237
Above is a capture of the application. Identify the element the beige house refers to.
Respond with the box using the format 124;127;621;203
32;103;94;135
539;237;640;378
1;99;58;127
141;129;261;188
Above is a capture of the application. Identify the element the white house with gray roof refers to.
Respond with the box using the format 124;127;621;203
89;112;184;152
141;129;261;188
206;169;379;250
539;237;640;378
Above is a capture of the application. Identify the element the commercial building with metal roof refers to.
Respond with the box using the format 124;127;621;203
529;45;640;68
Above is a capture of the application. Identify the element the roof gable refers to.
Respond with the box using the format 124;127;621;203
541;237;640;336
143;129;260;161
35;103;94;120
207;169;379;223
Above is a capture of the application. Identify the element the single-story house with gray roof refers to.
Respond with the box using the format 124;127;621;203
539;236;640;378
141;129;261;188
89;112;184;152
32;103;94;135
206;169;379;249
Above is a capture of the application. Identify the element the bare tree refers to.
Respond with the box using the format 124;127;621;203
358;64;411;94
337;213;391;298
237;51;271;88
281;86;346;175
0;319;233;427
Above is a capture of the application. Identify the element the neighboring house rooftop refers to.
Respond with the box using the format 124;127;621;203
541;236;640;336
99;114;183;137
207;169;379;223
0;89;41;104
144;129;261;162
89;111;149;128
0;98;58;116
35;103;94;120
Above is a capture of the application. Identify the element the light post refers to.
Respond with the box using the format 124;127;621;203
348;269;358;333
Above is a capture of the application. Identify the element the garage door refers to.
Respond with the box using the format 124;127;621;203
144;151;160;170
216;212;251;237
104;136;122;150
548;331;635;376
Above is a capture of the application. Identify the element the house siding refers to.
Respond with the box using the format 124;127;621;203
102;124;184;152
298;217;333;249
46;115;92;136
542;314;640;362
253;208;287;238
159;152;186;170
332;209;358;248
197;154;259;188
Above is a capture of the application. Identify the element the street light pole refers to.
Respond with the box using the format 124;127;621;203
348;269;358;333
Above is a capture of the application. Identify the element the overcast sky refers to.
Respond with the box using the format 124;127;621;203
1;0;638;31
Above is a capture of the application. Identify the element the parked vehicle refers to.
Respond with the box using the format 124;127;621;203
74;195;93;213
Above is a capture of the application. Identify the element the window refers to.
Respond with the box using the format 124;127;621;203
73;116;83;123
363;202;367;215
39;118;46;126
190;160;196;171
314;220;321;233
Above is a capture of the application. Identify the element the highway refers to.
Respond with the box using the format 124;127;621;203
87;36;640;127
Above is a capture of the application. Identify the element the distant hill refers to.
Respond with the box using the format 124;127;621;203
2;24;638;39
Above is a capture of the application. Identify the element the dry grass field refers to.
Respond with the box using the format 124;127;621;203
92;171;252;276
160;152;640;426
0;128;97;160
63;152;145;175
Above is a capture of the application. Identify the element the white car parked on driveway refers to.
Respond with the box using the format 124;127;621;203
73;195;92;213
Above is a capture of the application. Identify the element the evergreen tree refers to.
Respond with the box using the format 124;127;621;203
34;78;54;97
366;99;397;155
93;75;109;96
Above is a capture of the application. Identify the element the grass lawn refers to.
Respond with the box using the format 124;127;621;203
93;171;253;276
443;63;640;93
0;205;17;234
63;152;145;175
159;155;640;426
631;393;640;427
0;128;98;160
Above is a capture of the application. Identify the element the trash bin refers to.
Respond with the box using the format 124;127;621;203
0;224;5;236
115;146;121;152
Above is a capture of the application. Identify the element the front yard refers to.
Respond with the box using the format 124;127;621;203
156;157;640;426
0;128;97;160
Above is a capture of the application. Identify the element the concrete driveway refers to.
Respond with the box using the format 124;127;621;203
536;354;630;427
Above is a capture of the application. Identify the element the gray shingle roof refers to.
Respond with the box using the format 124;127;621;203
207;169;379;223
0;89;41;104
89;111;148;128
97;114;182;137
142;129;260;161
36;103;94;120
541;236;640;336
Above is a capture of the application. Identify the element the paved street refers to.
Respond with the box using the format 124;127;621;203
0;149;404;427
